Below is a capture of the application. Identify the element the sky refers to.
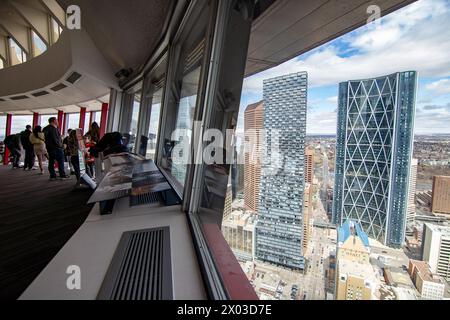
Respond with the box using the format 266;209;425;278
2;0;450;140
238;0;450;135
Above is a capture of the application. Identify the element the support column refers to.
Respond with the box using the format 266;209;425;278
62;113;68;134
57;110;64;135
79;107;86;134
89;111;94;127
100;103;109;138
3;114;12;165
32;112;39;128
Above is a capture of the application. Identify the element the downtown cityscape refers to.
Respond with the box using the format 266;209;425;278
1;0;450;306
220;1;450;301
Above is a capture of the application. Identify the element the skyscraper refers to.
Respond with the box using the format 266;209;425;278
407;158;418;224
244;101;264;213
305;147;314;184
333;71;417;248
255;72;307;269
223;176;233;221
431;176;450;215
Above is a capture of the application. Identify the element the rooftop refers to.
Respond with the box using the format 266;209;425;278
425;223;450;237
339;259;378;285
338;220;370;247
409;260;445;284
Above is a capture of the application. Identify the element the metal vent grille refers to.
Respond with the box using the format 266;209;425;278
66;72;82;84
10;95;29;100
130;192;161;207
32;90;50;97
97;227;173;300
50;83;67;91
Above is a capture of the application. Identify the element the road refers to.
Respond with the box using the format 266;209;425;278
299;192;336;300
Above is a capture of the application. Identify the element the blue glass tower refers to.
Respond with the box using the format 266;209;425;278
333;71;417;248
255;72;307;269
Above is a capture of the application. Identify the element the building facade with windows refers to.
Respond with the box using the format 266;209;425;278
407;158;418;225
244;101;264;213
333;71;417;248
431;176;450;215
255;72;308;270
335;220;377;300
422;223;450;282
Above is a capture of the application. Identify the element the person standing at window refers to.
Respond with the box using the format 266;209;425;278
85;122;100;144
20;125;35;171
43;117;69;181
67;129;81;186
29;126;47;175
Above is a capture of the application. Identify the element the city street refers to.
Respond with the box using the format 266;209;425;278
299;193;336;300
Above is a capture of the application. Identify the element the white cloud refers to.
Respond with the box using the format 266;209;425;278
307;110;337;135
426;79;450;95
326;96;338;104
242;0;450;94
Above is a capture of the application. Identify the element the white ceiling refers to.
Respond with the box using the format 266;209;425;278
0;0;416;114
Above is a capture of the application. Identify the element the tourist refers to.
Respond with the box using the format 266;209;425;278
43;117;69;180
4;134;22;169
20;125;35;171
67;129;81;186
29;126;47;175
85;122;100;144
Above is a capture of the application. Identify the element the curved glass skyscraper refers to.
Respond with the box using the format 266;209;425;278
333;71;417;248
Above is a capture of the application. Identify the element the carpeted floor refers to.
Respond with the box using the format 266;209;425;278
0;166;93;300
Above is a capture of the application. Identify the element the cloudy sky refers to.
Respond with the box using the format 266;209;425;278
2;0;450;139
238;0;450;135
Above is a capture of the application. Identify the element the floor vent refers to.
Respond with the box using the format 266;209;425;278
97;227;173;300
130;192;161;207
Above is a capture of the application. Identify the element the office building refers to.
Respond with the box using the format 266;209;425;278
305;147;314;184
222;212;257;261
431;176;450;215
223;178;233;221
408;260;445;300
422;223;450;281
255;72;308;270
303;183;313;251
407;159;418;224
244;101;264;213
333;71;417;248
335;220;377;300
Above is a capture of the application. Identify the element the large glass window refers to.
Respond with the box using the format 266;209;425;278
159;2;210;192
39;114;58;128
9;38;27;65
126;92;141;152
145;87;163;159
51;17;63;43
0;57;4;69
32;30;47;57
67;113;80;131
0;115;6;141
11;115;33;134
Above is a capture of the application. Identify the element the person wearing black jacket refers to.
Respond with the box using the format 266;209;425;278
4;134;22;169
20;125;35;171
43;117;69;180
